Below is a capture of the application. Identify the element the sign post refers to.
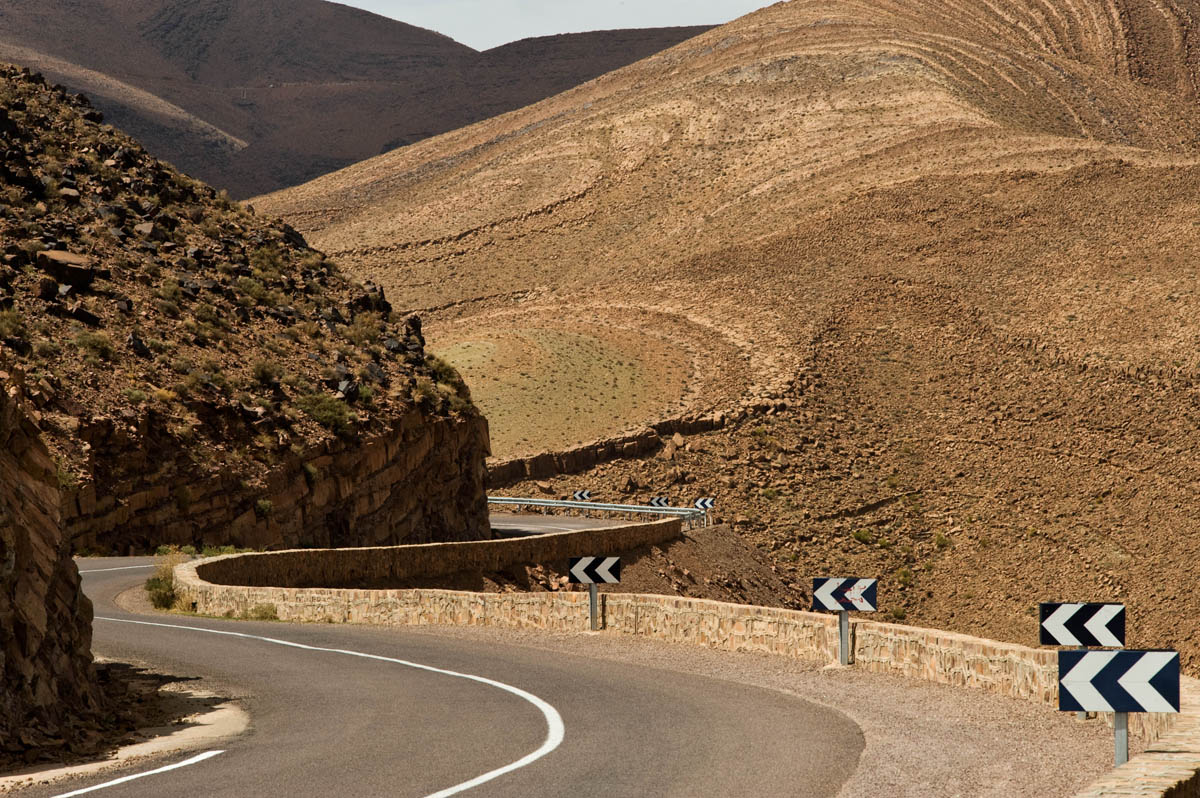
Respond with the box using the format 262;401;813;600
569;556;621;631
1058;649;1179;766
693;497;714;527
812;578;877;665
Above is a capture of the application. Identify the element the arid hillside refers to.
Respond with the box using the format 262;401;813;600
0;63;490;554
260;0;1200;670
0;0;709;197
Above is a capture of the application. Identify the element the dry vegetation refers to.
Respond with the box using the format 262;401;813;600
434;321;690;456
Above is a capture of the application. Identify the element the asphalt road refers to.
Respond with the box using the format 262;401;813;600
20;518;864;798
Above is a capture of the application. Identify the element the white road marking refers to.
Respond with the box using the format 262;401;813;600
77;565;156;573
51;750;224;797
95;616;565;797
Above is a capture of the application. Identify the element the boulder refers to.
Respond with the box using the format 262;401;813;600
132;222;166;241
36;250;94;289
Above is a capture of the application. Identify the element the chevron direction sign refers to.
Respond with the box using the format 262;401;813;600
1059;650;1179;713
649;497;670;507
694;497;715;510
1040;603;1125;648
571;490;592;502
568;556;621;584
812;578;877;612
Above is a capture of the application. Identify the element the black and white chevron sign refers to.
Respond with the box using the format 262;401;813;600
649;497;670;508
1059;650;1179;713
694;497;715;510
572;490;592;502
812;578;877;612
568;556;621;584
1040;603;1125;648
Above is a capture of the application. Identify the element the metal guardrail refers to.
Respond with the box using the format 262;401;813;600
487;497;708;528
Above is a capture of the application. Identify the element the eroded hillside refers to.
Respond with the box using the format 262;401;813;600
257;0;1200;668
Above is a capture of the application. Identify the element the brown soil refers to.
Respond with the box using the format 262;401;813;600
261;0;1200;675
0;0;710;197
358;525;806;609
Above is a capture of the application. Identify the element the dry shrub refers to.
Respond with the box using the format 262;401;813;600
144;549;188;610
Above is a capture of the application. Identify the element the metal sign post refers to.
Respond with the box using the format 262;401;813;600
1058;649;1179;767
569;556;621;631
838;610;850;666
812;578;878;665
588;583;599;631
1114;711;1128;766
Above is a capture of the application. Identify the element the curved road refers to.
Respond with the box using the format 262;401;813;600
21;517;864;797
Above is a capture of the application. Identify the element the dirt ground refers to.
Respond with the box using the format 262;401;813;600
352;525;807;608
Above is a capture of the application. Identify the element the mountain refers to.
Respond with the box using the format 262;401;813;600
258;0;1200;669
0;0;710;197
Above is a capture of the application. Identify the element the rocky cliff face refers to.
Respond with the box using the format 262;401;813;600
0;64;491;552
0;368;103;755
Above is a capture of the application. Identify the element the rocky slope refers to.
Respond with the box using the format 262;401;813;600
0;0;710;196
0;64;490;552
0;366;103;760
261;0;1200;671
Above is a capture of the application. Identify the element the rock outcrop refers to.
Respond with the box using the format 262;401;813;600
0;370;102;754
0;64;491;552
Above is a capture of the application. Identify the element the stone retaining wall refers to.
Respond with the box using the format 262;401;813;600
487;415;726;487
66;409;490;553
191;518;681;589
174;539;1200;797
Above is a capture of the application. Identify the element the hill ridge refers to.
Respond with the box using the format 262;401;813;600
0;0;712;196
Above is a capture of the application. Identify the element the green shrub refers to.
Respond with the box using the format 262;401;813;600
0;310;24;339
254;499;274;518
895;567;914;587
252;359;282;386
156;280;183;304
236;276;268;304
144;551;187;610
345;312;382;346
74;331;116;361
250;246;285;280
298;392;352;432
852;528;873;544
934;532;952;550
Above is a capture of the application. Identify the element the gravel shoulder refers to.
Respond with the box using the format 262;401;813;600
389;623;1128;798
